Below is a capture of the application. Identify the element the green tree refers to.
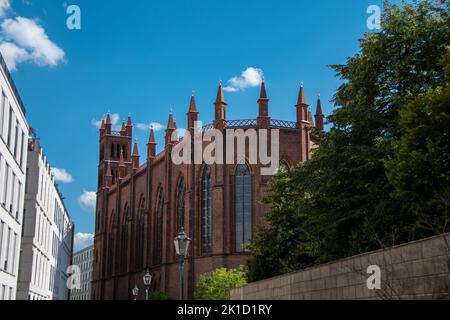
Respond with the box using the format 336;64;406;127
248;0;450;281
195;266;247;300
386;47;450;235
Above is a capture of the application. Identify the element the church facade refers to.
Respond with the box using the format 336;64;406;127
91;80;324;300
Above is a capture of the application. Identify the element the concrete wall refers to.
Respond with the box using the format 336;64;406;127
231;233;450;300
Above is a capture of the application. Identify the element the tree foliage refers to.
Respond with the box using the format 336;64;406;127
195;266;247;300
248;0;450;282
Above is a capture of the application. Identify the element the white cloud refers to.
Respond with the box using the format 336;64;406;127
51;167;74;183
223;67;264;92
0;16;65;69
0;0;10;18
136;122;165;132
78;190;96;213
0;41;28;71
73;232;94;252
91;113;121;130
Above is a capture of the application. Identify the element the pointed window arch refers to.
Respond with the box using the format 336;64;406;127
176;176;186;230
120;204;130;273
201;166;212;256
116;144;121;158
234;164;252;252
107;209;117;277
135;196;146;270
110;143;114;158
279;160;290;171
153;188;164;265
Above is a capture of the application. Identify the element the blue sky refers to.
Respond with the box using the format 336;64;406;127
0;0;386;250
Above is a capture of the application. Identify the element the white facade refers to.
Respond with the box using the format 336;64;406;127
0;54;29;300
70;245;93;300
16;138;74;300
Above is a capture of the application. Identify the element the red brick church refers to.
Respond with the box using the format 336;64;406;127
91;80;324;299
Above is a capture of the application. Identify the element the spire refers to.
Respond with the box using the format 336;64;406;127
132;141;139;169
105;113;112;134
315;94;324;130
214;80;227;129
187;91;199;129
257;78;270;128
215;80;227;105
132;142;139;156
125;115;133;136
188;91;197;113
120;122;126;134
147;127;156;160
316;94;323;115
296;81;307;106
258;79;268;101
105;161;113;187
167;111;176;130
148;127;156;144
296;81;309;124
118;148;126;178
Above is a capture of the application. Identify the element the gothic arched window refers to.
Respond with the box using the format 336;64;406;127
135;196;145;270
116;144;121;158
176;177;186;230
234;164;251;252
122;144;127;158
120;204;130;273
201;166;212;256
110;143;114;158
153;188;164;265
107;210;117;277
279;160;290;171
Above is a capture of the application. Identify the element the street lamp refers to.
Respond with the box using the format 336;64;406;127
132;284;139;300
174;227;191;300
143;269;152;300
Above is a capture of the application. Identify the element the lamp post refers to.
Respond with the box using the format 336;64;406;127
143;269;152;300
174;227;191;300
132;284;139;300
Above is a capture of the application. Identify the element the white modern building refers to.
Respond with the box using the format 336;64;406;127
16;137;74;300
70;245;93;300
0;53;29;300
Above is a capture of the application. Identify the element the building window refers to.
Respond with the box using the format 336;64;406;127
201;166;212;256
234;164;251;252
7;106;12;148
135;196;145;270
0;91;5;136
110;143;114;158
279;160;290;171
13;121;18;158
153;188;164;265
176;177;185;230
116;144;121;158
120;205;129;273
107;210;116;277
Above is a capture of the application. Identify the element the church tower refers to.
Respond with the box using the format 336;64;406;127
93;113;133;298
